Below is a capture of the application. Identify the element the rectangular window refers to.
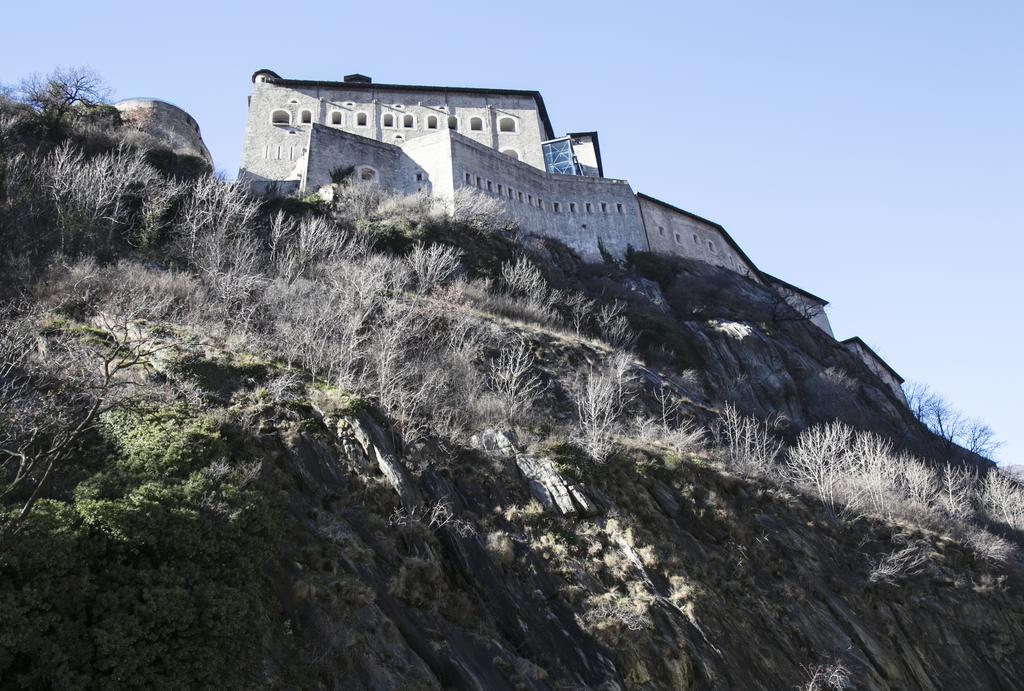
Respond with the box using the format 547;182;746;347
487;180;493;192
528;194;533;205
465;172;472;183
675;232;681;244
601;202;607;213
538;198;543;209
617;203;624;213
497;184;503;194
585;202;592;213
553;202;560;213
476;176;482;189
518;191;524;202
415;173;424;182
508;188;514;199
570;202;577;213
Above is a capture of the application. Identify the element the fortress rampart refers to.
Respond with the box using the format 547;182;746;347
115;98;213;167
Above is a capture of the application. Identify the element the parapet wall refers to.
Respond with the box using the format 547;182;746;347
446;133;647;261
638;194;759;282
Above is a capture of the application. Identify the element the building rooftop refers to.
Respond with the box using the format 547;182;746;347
251;69;556;140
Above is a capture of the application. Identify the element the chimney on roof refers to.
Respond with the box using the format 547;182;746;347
344;73;372;84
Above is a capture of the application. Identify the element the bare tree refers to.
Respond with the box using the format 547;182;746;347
563;291;595;337
18;66;111;134
905;381;1001;459
488;336;546;424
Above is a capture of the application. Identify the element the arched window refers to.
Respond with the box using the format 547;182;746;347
498;117;516;132
271;110;290;125
300;110;312;124
447;115;458;130
382;113;395;128
356;112;368;127
427;115;438;129
469;116;483;131
402;113;415;128
500;148;519;160
330;111;343;125
357;166;378;183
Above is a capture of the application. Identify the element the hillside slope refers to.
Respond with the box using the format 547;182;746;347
1;92;1021;689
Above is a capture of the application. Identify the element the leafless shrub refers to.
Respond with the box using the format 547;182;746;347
595;301;636;350
868;536;931;585
271;213;351;284
562;290;595;337
258;372;304;405
488;336;546;425
407;242;463;294
388;500;475;538
452;187;517;232
583;598;652;631
898;457;939;509
962;526;1015;563
663;419;708;455
500;255;557;323
713;403;784;477
980;469;1024;531
573;358;635;463
800;661;852;691
820;366;856;391
784;421;856;518
173;175;261;265
635;384;707;454
43;142;161;255
936;463;977;522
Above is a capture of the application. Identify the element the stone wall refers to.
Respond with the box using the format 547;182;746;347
637;194;760;281
114;98;212;167
843;338;907;404
765;275;835;337
445;133;648;261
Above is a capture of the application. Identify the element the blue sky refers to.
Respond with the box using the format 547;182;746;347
3;1;1021;464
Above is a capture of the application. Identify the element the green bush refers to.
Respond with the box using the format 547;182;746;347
0;405;277;689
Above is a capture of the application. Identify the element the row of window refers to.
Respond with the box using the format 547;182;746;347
270;109;518;133
462;172;625;215
657;224;718;253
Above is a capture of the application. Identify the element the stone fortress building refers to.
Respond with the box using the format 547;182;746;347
236;69;907;405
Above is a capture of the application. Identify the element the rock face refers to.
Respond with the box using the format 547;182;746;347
262;402;1023;690
114;98;213;167
471;429;595;515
